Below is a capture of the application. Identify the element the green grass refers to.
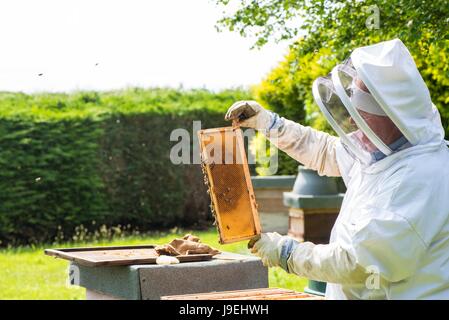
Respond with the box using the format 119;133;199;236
0;229;307;300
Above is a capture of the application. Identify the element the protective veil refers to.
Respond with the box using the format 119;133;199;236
312;58;411;164
264;39;449;299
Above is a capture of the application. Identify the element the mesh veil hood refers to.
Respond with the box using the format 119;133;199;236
351;38;445;147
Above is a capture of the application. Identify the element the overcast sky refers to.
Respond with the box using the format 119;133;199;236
0;0;290;93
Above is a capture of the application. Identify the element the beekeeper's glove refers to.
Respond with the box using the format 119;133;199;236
248;232;299;270
225;100;279;133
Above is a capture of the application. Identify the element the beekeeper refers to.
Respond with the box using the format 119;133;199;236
225;39;449;299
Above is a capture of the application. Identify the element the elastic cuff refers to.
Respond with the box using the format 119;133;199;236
263;112;283;136
279;238;299;272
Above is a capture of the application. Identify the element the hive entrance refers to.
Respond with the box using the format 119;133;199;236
198;126;261;244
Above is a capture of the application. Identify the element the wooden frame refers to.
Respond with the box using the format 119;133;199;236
44;245;213;267
198;126;261;244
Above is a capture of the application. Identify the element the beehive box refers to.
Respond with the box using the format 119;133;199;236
44;245;213;267
198;126;261;244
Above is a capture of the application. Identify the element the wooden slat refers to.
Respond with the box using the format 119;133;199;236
163;288;288;300
224;292;313;300
45;244;156;252
289;296;325;300
161;288;324;300
44;246;213;267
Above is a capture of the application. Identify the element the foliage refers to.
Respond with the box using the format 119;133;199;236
215;0;448;50
218;0;449;174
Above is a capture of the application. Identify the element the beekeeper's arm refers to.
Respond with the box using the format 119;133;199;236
250;209;427;285
225;101;341;177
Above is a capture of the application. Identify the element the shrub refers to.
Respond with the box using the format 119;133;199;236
0;88;252;245
219;0;449;175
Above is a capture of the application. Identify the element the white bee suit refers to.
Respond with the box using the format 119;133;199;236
264;39;449;299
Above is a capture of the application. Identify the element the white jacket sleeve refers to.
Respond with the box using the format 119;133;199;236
280;208;427;285
283;241;368;285
265;117;341;177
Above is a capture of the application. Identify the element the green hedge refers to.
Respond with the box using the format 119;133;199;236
0;88;252;245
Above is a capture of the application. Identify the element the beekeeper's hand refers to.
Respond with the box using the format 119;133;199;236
248;232;289;268
225;100;275;132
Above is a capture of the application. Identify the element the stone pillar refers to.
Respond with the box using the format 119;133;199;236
251;175;296;234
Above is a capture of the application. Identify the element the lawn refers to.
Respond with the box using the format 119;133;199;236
0;229;307;300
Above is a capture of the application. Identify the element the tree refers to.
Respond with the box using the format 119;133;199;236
215;0;448;132
215;0;448;51
215;0;449;174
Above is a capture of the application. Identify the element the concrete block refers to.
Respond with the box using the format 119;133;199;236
139;252;268;300
251;175;296;189
283;192;344;209
75;263;142;300
86;289;123;300
260;211;289;234
75;252;268;300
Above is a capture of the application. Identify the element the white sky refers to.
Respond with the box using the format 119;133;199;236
0;0;290;93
